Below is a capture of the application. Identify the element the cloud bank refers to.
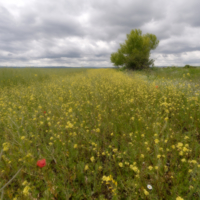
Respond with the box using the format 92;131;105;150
0;0;200;67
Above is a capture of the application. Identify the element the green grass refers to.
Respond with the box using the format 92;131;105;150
0;67;200;200
0;67;87;88
137;67;200;83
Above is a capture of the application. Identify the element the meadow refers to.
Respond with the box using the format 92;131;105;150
0;67;200;200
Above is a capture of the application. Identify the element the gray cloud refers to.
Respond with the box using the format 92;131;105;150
0;0;200;66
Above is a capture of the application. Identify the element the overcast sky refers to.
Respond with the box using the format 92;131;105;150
0;0;200;67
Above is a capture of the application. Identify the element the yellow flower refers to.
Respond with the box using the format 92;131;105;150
148;166;153;170
177;142;183;148
182;147;189;152
90;156;95;162
113;148;117;153
143;189;149;195
22;180;28;186
119;162;123;167
23;185;30;196
102;175;113;182
189;160;197;164
176;197;184;200
74;144;78;148
96;128;100;133
84;164;89;171
157;154;161;159
3;142;10;151
179;151;183;156
154;139;159;144
147;147;150;151
21;136;25;140
130;165;140;173
164;117;168;121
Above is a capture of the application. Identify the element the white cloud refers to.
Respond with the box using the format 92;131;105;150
0;0;200;67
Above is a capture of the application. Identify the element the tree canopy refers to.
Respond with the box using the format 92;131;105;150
110;29;159;70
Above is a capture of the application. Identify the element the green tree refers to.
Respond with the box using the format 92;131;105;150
110;29;159;70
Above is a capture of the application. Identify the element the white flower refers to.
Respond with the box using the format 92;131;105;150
147;184;153;190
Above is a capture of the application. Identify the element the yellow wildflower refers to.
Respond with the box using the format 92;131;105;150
22;180;28;186
84;165;89;171
154;139;159;144
3;142;10;151
157;154;161;159
143;189;149;195
148;166;153;170
176;197;184;200
90;156;95;162
21;136;25;140
119;162;123;167
23;185;30;196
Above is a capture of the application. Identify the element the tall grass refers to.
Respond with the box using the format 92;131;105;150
0;68;200;199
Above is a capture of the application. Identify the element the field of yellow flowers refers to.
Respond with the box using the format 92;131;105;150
0;67;200;200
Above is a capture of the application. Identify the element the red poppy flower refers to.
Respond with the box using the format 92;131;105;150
37;159;46;168
156;86;158;88
43;111;46;114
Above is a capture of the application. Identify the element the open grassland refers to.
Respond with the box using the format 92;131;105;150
138;67;200;84
0;67;200;200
